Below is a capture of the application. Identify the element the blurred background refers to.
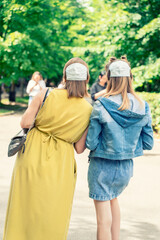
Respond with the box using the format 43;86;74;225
0;0;160;132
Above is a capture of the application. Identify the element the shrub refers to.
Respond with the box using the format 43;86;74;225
137;92;160;133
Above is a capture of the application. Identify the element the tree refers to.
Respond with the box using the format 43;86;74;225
100;0;160;91
69;0;160;91
0;0;159;93
0;0;85;89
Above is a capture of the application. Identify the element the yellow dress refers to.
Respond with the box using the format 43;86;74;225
3;89;92;240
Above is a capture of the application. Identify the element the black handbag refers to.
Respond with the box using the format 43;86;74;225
8;88;49;157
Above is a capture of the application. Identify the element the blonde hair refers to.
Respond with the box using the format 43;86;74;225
105;56;143;110
31;71;43;81
63;57;90;98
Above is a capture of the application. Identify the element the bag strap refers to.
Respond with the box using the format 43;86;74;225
11;129;24;139
41;88;49;108
12;88;49;154
27;88;49;132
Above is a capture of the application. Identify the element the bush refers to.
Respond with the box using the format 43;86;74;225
137;92;160;133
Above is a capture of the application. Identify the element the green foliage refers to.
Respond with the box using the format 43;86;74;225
0;0;84;85
0;108;13;115
16;96;29;104
133;59;160;92
0;0;159;91
111;0;160;91
71;0;160;90
137;92;160;133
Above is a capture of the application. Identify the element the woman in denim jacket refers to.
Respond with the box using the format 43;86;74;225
84;56;153;240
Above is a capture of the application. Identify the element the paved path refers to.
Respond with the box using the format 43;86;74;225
0;114;160;240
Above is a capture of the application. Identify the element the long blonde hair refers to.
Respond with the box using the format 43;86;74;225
105;56;143;110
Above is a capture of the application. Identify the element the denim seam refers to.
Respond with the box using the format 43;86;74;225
89;192;119;201
89;151;143;160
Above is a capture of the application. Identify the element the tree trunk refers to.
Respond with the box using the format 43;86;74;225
9;82;16;102
0;85;2;103
20;78;25;97
146;82;150;92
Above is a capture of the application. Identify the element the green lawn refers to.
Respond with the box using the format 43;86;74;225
0;96;28;115
0;109;13;115
16;96;29;104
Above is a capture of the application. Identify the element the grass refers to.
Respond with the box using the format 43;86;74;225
0;96;28;115
16;96;29;104
0;108;14;115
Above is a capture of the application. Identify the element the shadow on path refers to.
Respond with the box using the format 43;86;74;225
121;221;160;240
68;219;160;240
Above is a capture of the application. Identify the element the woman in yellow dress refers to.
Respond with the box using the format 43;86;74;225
3;58;92;240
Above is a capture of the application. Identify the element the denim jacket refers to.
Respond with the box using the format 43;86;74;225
86;94;154;160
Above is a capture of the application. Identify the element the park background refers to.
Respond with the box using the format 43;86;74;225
0;0;160;133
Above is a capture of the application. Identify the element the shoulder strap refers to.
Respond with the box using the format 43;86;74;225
41;88;49;108
27;88;49;132
20;88;49;153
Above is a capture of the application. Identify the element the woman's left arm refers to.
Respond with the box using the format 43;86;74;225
74;128;88;154
20;89;46;128
141;103;154;150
